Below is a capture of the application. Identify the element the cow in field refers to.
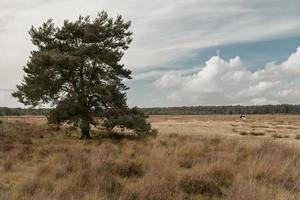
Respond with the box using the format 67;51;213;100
240;115;246;121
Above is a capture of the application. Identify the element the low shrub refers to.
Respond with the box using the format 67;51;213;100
20;137;33;145
99;174;123;198
273;134;289;138
168;133;179;138
139;179;179;200
116;160;143;178
239;131;248;136
178;158;193;169
17;178;42;197
37;165;51;176
206;166;234;188
120;189;139;200
17;145;33;160
272;134;283;138
179;175;222;197
3;159;13;172
255;171;298;192
249;131;265;136
0;141;13;152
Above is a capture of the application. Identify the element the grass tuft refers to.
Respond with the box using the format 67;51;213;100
116;160;144;178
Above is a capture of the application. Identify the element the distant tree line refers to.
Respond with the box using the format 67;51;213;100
2;104;300;116
0;107;49;116
140;104;300;115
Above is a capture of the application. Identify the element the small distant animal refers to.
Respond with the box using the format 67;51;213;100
240;115;246;120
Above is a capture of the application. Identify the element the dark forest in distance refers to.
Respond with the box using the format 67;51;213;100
2;104;300;116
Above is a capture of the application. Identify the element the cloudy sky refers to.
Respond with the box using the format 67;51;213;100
0;0;300;107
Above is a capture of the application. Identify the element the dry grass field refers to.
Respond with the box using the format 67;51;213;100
1;115;300;199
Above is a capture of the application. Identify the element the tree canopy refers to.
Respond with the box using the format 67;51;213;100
12;11;156;139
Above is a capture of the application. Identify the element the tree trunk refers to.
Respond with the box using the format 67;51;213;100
80;119;92;139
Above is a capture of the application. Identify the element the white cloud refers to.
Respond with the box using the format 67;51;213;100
155;46;300;106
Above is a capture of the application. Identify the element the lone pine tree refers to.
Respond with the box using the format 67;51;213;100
13;11;155;139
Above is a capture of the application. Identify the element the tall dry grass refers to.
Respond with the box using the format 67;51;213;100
0;120;300;199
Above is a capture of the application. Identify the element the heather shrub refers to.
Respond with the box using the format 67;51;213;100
179;175;222;197
139;179;179;200
116;160;144;178
3;159;13;172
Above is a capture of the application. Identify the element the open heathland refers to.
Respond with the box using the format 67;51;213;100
0;115;300;199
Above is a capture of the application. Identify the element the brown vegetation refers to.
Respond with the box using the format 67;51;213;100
1;117;300;199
